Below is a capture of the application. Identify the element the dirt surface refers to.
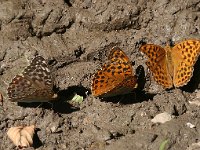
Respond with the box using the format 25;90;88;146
0;0;200;150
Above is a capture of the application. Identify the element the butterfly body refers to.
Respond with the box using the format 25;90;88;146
140;39;200;89
91;47;138;97
7;56;57;102
165;45;173;76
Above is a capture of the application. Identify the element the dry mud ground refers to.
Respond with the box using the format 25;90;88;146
0;0;200;150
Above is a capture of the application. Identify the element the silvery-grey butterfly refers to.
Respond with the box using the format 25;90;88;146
7;56;57;102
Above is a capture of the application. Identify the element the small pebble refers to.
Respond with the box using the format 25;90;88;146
186;122;195;128
151;112;173;124
50;126;57;133
186;142;200;150
189;100;200;106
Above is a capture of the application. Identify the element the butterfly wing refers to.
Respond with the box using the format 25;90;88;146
23;56;53;90
108;47;130;63
8;75;37;102
7;56;57;102
140;44;173;88
103;75;137;97
172;39;200;87
91;62;137;97
91;47;137;97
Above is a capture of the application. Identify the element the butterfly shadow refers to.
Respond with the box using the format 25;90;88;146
32;128;43;149
17;86;89;114
52;86;89;114
17;101;78;114
181;57;200;92
99;89;155;104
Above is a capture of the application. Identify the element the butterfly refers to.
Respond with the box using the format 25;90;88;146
140;39;200;89
7;56;58;102
91;47;138;97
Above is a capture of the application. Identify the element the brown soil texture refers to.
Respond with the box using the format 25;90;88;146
0;0;200;150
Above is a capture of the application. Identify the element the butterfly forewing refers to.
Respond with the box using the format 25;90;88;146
91;65;123;97
7;56;57;102
92;62;129;97
8;75;37;102
23;56;53;89
108;47;130;63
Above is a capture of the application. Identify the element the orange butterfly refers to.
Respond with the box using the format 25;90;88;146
140;39;200;89
91;47;138;97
